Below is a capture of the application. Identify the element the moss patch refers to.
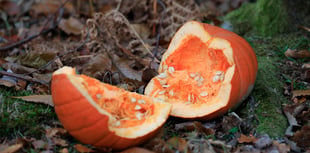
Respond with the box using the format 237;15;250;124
225;0;289;36
0;87;57;139
242;33;310;137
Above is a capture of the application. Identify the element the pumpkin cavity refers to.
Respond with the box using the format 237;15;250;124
148;35;233;105
78;75;154;128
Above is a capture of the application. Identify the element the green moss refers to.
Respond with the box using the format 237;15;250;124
225;0;289;36
243;33;310;137
0;87;57;139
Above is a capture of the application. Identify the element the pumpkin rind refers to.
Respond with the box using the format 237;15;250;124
145;21;257;120
51;67;171;150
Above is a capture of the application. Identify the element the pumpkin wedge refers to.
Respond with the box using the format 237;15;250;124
51;66;171;150
145;21;257;120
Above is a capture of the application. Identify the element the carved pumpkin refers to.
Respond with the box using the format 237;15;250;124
51;67;171;150
145;21;257;120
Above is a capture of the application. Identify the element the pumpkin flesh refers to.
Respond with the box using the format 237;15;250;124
52;67;171;150
145;21;257;120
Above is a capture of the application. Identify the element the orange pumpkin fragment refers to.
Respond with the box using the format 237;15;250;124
51;67;171;150
145;21;257;120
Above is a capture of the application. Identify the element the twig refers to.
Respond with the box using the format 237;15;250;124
0;0;70;51
151;0;166;63
0;70;49;86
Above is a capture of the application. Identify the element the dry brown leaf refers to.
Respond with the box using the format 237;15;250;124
143;138;174;153
166;137;189;152
293;125;310;148
113;56;142;81
175;121;215;136
273;141;290;153
74;144;95;153
11;95;54;107
121;147;155;153
0;79;16;88
132;24;151;39
284;48;310;59
58;17;84;35
31;0;74;15
292;89;310;98
237;134;257;143
1;1;20;16
0;143;23;153
59;148;69;153
32;140;48;150
81;53;112;79
45;128;67;138
300;26;310;32
52;138;68;147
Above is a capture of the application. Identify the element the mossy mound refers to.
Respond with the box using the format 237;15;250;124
225;0;289;36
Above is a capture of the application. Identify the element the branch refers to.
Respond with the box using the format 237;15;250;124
0;70;49;86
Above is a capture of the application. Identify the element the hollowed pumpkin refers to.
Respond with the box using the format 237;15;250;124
51;67;171;150
145;21;257;120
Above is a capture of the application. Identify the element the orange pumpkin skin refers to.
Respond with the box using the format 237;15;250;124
145;21;258;120
51;67;171;150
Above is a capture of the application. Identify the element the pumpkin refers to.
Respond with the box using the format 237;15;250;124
145;21;257;120
51;67;171;150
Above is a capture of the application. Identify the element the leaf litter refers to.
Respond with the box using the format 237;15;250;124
0;0;310;152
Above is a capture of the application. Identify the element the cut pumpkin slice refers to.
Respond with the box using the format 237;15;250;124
145;21;257;120
51;66;171;150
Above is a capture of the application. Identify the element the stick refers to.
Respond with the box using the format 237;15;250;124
0;70;49;86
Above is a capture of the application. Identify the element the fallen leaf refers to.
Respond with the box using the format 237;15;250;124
113;55;142;81
1;1;20;16
293;125;310;148
11;95;54;107
58;17;84;35
0;79;16;87
81;53;112;79
300;26;310;32
166;137;189;152
32;140;48;150
237;134;257;143
175;121;215;136
132;24;151;39
52;138;68;147
254;134;272;149
18;51;56;69
273;141;290;153
74;144;95;153
31;0;74;15
0;143;23;153
143;138;174;153
121;147;155;153
45;128;67;138
284;48;310;59
283;104;305;136
292;89;310;98
59;148;69;153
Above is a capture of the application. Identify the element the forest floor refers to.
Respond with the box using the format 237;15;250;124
0;0;309;152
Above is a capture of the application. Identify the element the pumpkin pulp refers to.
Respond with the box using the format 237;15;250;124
150;35;232;106
70;74;156;128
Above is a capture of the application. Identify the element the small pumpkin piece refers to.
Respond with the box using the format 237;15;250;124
145;21;257;120
51;66;171;150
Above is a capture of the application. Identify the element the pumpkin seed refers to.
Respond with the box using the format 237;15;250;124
158;72;167;79
200;91;208;97
96;94;102;99
115;121;121;126
158;90;166;95
168;66;175;74
131;97;136;103
135;105;142;110
162;84;170;88
138;99;146;104
136;112;142;120
190;73;196;78
169;90;174;96
213;75;220;82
